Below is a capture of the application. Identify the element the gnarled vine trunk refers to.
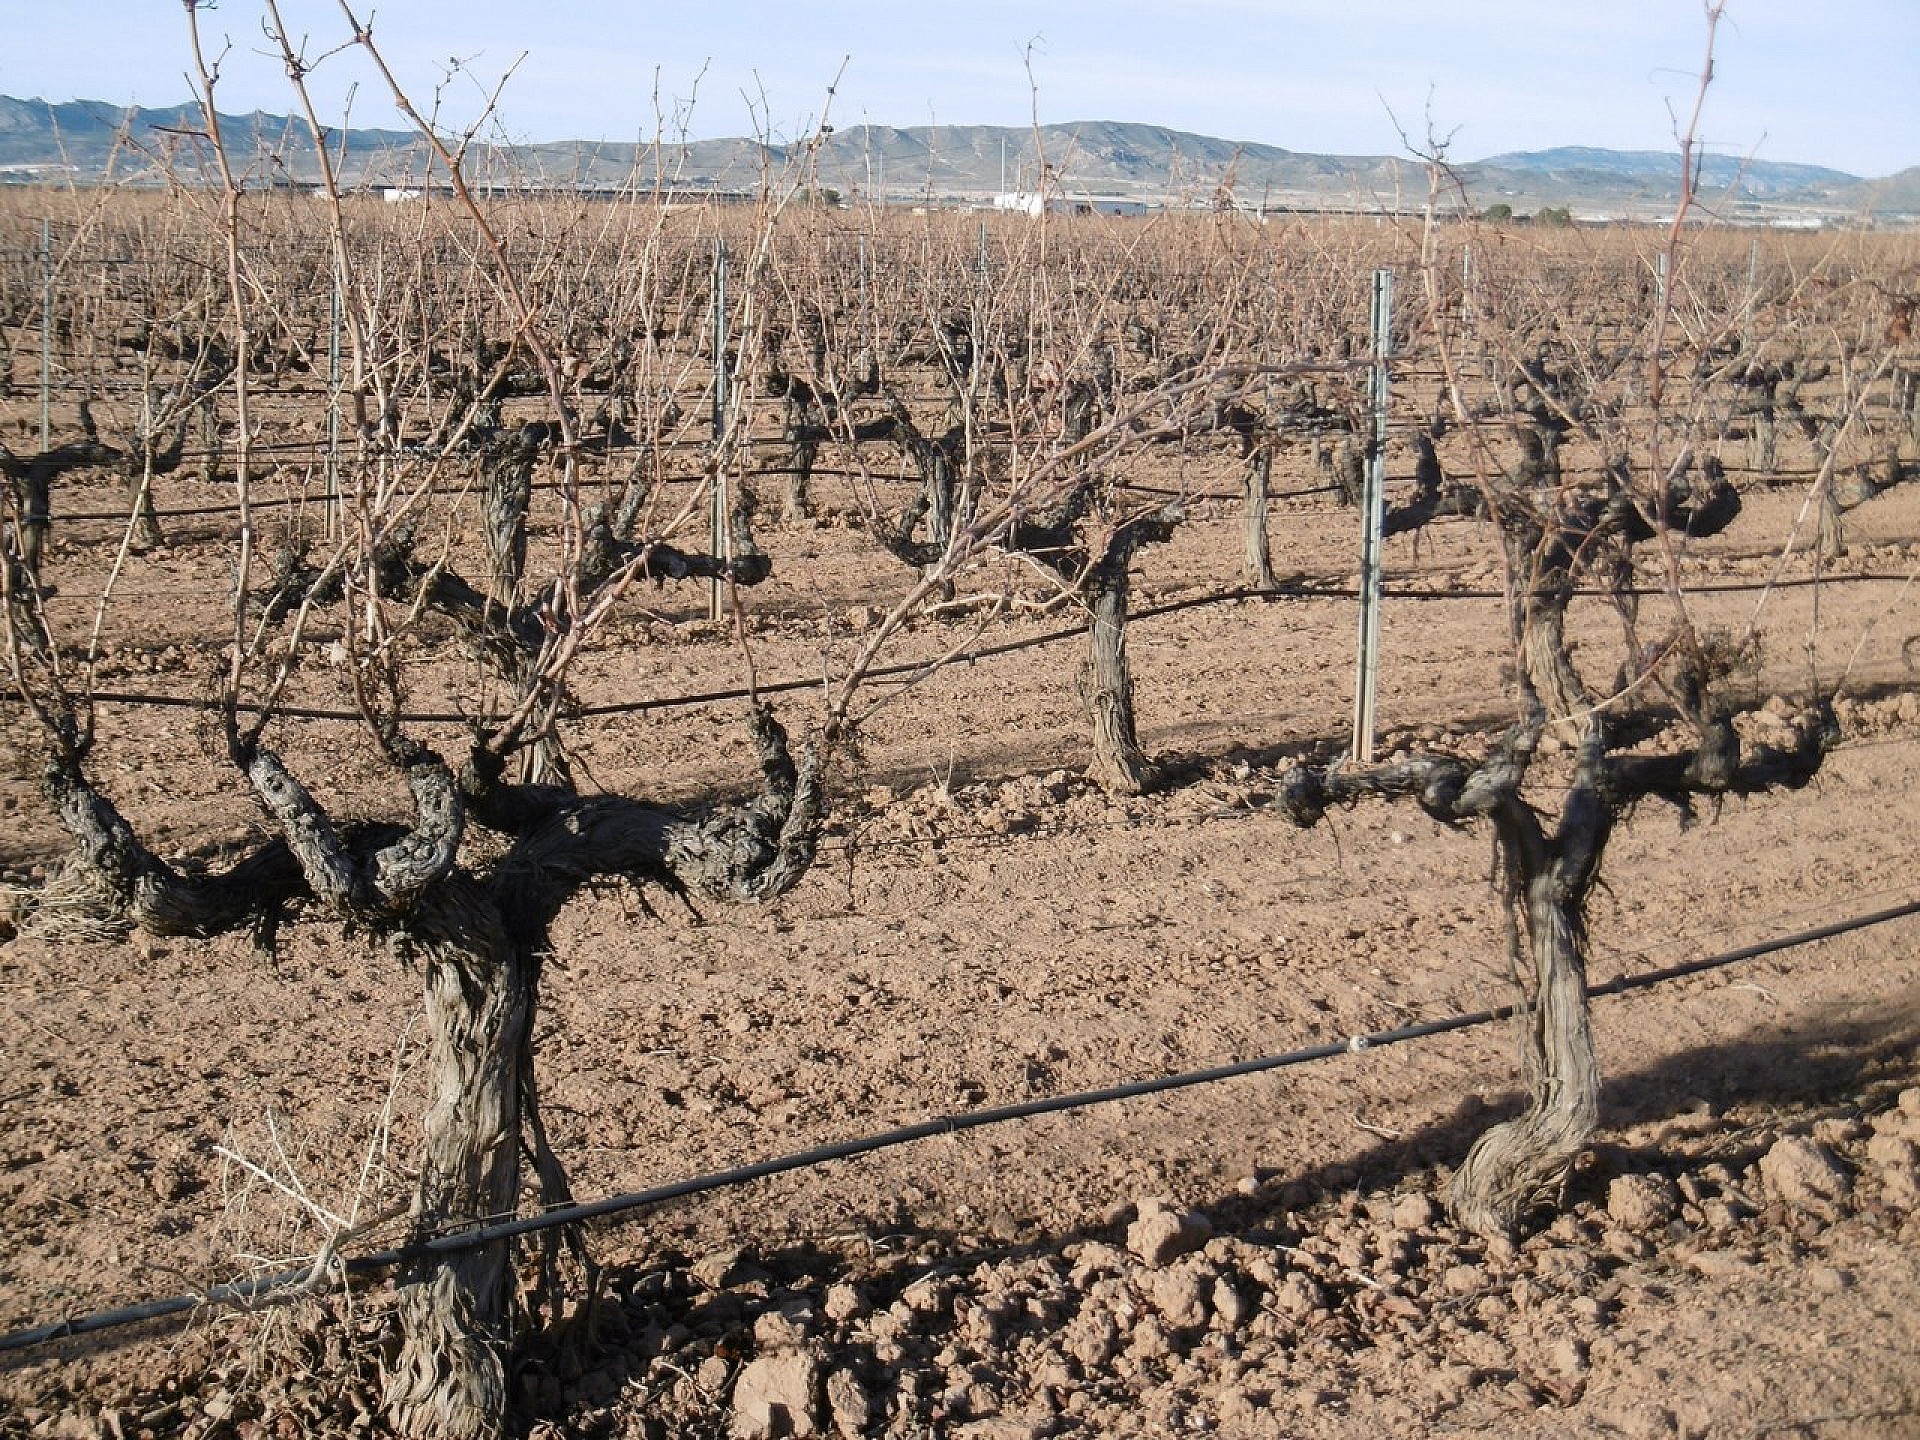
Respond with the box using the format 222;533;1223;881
1276;723;1604;1237
1278;701;1835;1238
28;701;823;1440
1081;556;1152;796
1522;584;1589;731
1448;859;1599;1235
1241;446;1278;590
1448;739;1607;1235
384;880;530;1440
780;391;823;523
1078;505;1183;796
482;429;537;609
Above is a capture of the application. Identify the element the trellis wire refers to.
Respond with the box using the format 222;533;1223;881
20;568;1912;730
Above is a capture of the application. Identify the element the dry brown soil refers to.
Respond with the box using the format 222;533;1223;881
2;454;1919;1439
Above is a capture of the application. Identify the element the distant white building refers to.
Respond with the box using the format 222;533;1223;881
992;191;1150;217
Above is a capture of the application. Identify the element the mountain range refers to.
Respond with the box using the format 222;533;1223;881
3;96;1915;222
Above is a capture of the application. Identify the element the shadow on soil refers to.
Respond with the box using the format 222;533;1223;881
7;971;1914;1436
501;987;1919;1429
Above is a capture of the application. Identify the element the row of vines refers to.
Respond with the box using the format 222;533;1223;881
3;12;1919;1433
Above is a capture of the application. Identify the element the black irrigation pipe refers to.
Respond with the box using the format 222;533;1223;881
51;430;1845;530
33;454;1397;529
30;380;339;400
44;569;1919;727
5;892;1917;1358
1112;480;1347;503
56;490;332;523
51;461;710;525
58;399;1886;529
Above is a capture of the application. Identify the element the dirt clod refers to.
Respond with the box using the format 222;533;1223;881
730;1350;821;1440
1756;1135;1854;1217
1125;1198;1212;1267
1606;1172;1681;1232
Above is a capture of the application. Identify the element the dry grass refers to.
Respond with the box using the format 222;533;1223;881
2;862;128;943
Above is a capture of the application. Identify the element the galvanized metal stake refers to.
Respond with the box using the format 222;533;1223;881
1743;236;1759;348
1351;267;1393;764
709;237;729;622
857;232;872;373
1460;242;1474;335
40;218;52;453
326;256;342;541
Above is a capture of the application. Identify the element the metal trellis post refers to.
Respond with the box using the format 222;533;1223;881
709;237;729;622
40;218;52;453
1351;267;1393;764
1743;236;1759;348
326;256;342;542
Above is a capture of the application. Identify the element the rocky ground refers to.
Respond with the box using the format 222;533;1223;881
3;466;1919;1437
9;1079;1917;1439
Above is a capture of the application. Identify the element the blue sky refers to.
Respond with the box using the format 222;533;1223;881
3;1;1913;176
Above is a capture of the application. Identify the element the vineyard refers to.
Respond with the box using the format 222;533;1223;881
3;45;1920;1440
